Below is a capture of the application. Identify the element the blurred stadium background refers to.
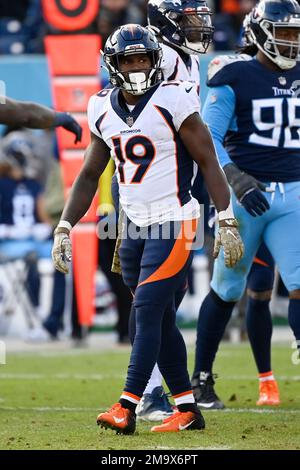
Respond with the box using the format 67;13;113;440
0;0;298;451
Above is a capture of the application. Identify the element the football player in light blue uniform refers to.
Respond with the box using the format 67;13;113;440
192;0;300;408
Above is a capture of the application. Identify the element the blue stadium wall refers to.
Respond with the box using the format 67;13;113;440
0;52;228;129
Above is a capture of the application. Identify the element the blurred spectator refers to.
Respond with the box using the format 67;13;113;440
1;127;55;186
0;130;53;319
28;150;89;343
212;0;256;50
0;0;45;54
97;0;145;43
37;158;66;340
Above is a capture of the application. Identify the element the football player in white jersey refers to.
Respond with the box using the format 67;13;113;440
125;0;215;422
148;0;214;90
52;24;243;434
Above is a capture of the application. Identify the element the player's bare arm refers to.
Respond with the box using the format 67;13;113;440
179;112;244;267
179;112;230;212
60;132;110;226
0;97;82;143
0;97;55;127
52;132;111;273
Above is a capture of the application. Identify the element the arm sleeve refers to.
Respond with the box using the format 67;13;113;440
173;84;201;132
202;85;236;168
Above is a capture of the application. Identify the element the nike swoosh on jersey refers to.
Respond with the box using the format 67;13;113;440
178;420;195;430
113;416;125;424
185;87;193;93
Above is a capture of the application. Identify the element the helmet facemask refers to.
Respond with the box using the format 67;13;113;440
263;21;300;69
177;10;214;54
105;48;162;95
162;7;214;54
250;18;300;70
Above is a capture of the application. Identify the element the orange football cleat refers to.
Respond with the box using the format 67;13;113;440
256;380;280;406
96;403;136;434
151;410;205;433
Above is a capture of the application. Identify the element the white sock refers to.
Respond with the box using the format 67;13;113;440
144;363;163;394
259;371;275;382
173;392;195;407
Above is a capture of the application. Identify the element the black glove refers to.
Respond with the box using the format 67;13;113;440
223;163;270;217
54;112;82;144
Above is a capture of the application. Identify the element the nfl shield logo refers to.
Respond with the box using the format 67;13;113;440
126;116;134;127
279;76;287;86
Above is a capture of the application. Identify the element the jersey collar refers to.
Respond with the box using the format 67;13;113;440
110;83;161;127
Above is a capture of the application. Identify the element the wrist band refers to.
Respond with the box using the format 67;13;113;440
57;220;72;232
218;201;234;221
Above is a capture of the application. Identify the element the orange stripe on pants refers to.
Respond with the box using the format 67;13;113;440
253;257;269;268
138;219;198;288
173;390;193;399
122;391;141;402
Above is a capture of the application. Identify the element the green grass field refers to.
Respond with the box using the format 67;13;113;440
0;342;299;450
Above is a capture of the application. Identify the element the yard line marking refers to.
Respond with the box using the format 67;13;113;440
0;406;300;414
149;446;232;450
0;373;125;380
204;408;300;414
0;407;100;412
7;349;129;358
0;373;299;381
226;375;300;381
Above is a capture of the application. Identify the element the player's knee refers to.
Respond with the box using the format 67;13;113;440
247;288;272;301
134;287;161;309
289;289;300;299
212;283;244;303
211;262;246;302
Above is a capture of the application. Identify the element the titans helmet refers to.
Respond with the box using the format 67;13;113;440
147;0;214;54
103;24;162;95
0;132;40;179
248;0;300;69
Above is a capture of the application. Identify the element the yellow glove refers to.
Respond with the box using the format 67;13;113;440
111;236;122;274
52;227;72;274
111;207;125;275
213;218;244;268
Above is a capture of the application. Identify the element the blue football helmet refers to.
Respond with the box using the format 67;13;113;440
147;0;214;55
248;0;300;69
0;132;39;179
103;24;162;95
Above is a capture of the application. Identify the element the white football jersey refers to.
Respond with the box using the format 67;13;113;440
88;81;201;226
160;43;200;93
160;43;201;184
